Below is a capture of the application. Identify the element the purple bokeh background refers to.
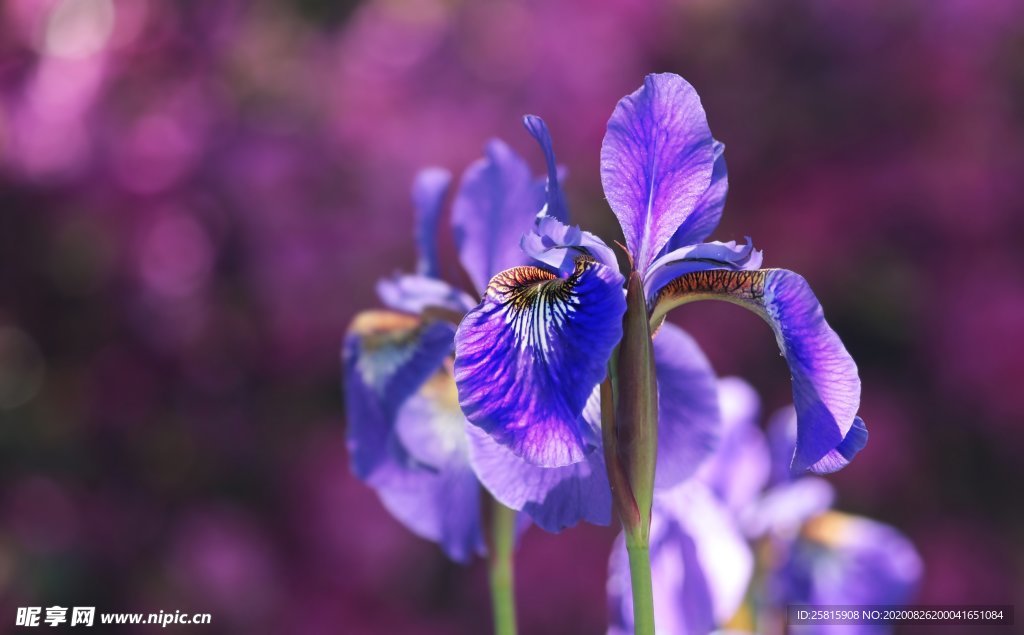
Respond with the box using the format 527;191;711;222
1;0;1022;633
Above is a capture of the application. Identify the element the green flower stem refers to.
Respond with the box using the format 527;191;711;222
488;498;518;635
625;532;656;635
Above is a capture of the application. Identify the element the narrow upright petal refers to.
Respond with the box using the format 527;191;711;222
663;141;729;252
652;269;862;474
454;258;626;467
412;168;452;278
452;139;545;295
523;115;569;222
601;73;716;274
342;311;455;479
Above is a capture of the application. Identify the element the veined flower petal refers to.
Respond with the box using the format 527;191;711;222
663;140;729;252
601;73;716;275
454;258;626;467
523;115;569;222
652;269;862;474
342;310;455;479
644;238;763;306
452;139;545;295
467;417;612;533
412;168;452;278
521;215;619;276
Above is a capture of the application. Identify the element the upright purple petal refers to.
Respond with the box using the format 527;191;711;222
663;140;728;252
342;311;454;479
412;168;452;278
454;258;626;467
608;483;753;635
521;215;620;275
652;269;862;474
601;73;716;274
452;139;545;295
651;323;721;489
523;115;569;222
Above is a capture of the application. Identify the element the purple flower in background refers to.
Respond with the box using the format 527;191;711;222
455;73;867;533
343;139;553;561
606;379;919;635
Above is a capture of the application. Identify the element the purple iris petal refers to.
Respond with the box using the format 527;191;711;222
454;258;626;467
520;215;620;275
782;513;922;628
452;139;546;295
742;477;835;539
644;238;763;306
467;420;611;533
608;483;753;635
523;115;569;222
412;167;452;279
650;323;721;489
370;458;484;565
761;270;863;473
663;141;728;252
343;311;456;479
376;273;476;317
601;73;716;275
697;377;771;512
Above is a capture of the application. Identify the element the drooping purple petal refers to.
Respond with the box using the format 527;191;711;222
467;420;611;533
452;139;546;295
520;215;620;275
663;141;728;252
650;323;721;489
601;73;716;274
342;311;455;479
644;238;763;306
697;377;771;512
523;115;569;222
608;483;753;635
454;258;626;467
652;269;862;475
766;406;869;482
370;458;484;564
376;273;476;317
367;366;485;564
412;167;452;278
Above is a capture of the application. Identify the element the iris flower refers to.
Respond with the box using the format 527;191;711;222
342;138;557;563
453;73;867;631
456;73;864;520
607;380;918;635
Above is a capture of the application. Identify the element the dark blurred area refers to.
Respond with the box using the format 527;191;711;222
0;0;1021;633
